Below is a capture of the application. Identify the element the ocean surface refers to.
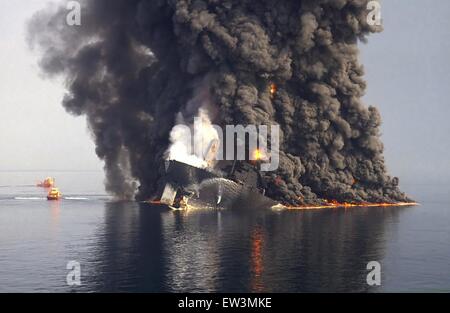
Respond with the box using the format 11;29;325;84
0;171;449;293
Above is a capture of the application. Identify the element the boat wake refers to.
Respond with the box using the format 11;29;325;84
7;196;99;201
64;197;90;201
13;197;46;200
0;185;35;188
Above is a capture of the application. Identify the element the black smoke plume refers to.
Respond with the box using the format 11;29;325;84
28;0;410;205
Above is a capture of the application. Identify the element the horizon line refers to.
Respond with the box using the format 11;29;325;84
0;169;103;173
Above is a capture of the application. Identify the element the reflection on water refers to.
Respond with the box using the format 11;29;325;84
85;202;407;293
250;226;264;292
49;201;61;231
1;173;448;292
163;211;221;292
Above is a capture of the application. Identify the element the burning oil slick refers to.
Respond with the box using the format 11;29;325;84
28;0;411;206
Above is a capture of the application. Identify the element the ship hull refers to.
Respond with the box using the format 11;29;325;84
157;160;277;210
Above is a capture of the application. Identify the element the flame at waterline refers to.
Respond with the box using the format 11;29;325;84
280;201;419;211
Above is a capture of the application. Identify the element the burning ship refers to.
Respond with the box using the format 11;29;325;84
151;130;417;211
152;128;276;210
153;158;416;211
155;159;277;210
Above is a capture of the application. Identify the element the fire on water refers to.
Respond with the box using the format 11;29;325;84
278;201;419;211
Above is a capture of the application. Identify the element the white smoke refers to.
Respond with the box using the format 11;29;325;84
167;108;220;169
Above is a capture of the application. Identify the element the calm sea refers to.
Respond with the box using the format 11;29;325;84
0;171;449;293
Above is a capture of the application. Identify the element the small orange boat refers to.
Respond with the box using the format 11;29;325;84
47;188;62;201
37;177;55;188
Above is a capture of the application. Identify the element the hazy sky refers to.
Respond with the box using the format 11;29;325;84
361;0;450;184
0;1;449;185
0;0;101;171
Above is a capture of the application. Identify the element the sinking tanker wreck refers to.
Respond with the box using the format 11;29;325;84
153;158;417;211
155;159;278;210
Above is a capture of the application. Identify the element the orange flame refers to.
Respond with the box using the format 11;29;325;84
253;149;265;161
284;201;418;210
270;83;277;97
37;177;55;188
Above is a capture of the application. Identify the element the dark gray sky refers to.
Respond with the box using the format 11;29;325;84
0;0;448;186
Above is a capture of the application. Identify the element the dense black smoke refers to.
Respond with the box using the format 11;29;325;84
28;0;410;205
